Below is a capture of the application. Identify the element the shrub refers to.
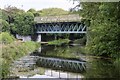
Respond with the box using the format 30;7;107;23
0;32;15;44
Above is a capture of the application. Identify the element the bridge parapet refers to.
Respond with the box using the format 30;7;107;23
34;14;82;23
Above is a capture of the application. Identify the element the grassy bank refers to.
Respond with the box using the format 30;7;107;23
0;32;39;78
48;39;70;46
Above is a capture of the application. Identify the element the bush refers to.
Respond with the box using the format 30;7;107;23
48;39;70;46
0;32;15;44
1;32;39;78
0;58;10;78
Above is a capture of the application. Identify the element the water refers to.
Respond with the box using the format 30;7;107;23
11;45;120;79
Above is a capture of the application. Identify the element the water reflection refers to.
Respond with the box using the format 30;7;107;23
45;68;84;78
84;59;120;78
11;45;120;79
35;45;119;79
35;45;85;60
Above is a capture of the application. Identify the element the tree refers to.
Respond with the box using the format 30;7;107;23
1;6;25;34
27;8;40;17
12;12;35;36
4;6;24;23
0;32;15;44
78;2;120;58
38;8;69;16
0;19;10;32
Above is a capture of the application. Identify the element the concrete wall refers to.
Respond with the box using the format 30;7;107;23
37;34;41;42
16;34;31;42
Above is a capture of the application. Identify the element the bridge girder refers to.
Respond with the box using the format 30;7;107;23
35;22;87;33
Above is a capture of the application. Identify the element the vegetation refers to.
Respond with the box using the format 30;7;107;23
84;59;119;78
48;39;70;46
0;32;15;44
75;3;120;76
73;36;86;45
38;8;69;16
0;19;10;32
0;7;77;78
1;7;74;38
1;3;119;58
0;32;39;78
11;12;35;35
73;2;120;59
27;8;40;17
1;2;120;78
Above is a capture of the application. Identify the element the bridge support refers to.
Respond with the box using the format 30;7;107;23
37;34;41;42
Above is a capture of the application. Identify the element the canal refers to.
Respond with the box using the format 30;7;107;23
10;44;119;79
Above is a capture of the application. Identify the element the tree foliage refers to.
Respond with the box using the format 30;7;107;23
0;32;15;44
27;8;40;17
1;7;71;36
78;2;120;58
38;8;69;16
0;32;39;78
0;19;10;32
1;6;36;36
11;12;35;35
3;6;24;23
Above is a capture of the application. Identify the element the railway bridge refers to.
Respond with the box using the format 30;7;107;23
34;14;87;42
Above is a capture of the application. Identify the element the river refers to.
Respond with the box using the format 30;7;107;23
10;44;120;79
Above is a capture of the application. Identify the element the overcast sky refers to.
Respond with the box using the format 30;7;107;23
0;0;79;11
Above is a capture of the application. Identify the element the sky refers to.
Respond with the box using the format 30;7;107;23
0;0;79;11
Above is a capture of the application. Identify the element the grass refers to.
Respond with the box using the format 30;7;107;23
48;39;70;46
0;32;40;78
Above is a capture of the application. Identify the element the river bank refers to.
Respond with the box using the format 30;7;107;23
9;44;120;79
1;33;119;79
0;32;40;78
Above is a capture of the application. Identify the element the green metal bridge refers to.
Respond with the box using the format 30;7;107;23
34;14;88;42
34;14;87;34
34;14;87;72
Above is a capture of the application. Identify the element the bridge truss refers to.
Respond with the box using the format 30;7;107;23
35;22;87;33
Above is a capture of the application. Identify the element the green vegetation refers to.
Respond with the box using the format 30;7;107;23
73;36;86;45
0;32;15;44
74;2;120;59
11;12;35;35
39;45;81;59
0;19;10;32
1;7;70;36
0;32;39;78
0;7;75;78
27;8;40;17
1;4;119;59
84;59;119;78
1;2;120;78
48;39;70;46
1;6;34;36
38;8;69;16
